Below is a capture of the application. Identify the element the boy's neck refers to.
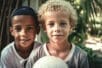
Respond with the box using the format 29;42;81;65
47;41;71;52
46;41;72;60
14;42;34;58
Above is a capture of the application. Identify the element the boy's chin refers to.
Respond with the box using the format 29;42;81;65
51;40;63;44
20;43;32;49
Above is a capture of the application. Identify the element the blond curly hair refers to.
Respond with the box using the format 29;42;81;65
38;0;77;29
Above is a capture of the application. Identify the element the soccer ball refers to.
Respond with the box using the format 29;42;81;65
33;56;68;68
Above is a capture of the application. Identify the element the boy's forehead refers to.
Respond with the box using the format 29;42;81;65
12;15;33;20
12;15;35;25
12;15;34;22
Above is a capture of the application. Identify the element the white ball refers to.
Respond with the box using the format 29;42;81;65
33;56;68;68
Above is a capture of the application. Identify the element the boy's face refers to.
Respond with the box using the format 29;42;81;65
10;15;36;48
44;11;72;44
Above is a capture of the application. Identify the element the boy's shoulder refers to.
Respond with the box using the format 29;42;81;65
1;42;15;59
73;44;88;58
29;43;45;59
27;44;45;66
31;43;44;54
1;42;14;55
34;41;42;48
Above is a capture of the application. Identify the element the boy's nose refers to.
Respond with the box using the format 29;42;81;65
54;25;61;32
20;29;27;36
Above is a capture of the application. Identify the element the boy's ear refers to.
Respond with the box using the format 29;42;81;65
10;27;14;36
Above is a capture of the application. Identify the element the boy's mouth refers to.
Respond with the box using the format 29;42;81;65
52;35;64;37
53;34;63;36
20;39;31;42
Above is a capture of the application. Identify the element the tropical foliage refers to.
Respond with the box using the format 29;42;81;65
67;0;102;44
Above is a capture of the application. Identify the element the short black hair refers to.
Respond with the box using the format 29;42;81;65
10;6;40;34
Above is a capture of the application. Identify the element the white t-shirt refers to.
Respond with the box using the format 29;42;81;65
1;41;41;68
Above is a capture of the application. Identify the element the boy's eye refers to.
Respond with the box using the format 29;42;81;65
14;26;21;32
48;21;54;27
60;22;67;27
26;26;34;31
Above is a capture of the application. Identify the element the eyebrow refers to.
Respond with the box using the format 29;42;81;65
12;25;35;28
26;25;34;27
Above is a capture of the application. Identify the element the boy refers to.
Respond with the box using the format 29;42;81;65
27;0;89;68
1;6;41;68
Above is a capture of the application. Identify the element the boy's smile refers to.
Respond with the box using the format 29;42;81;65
10;15;36;49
